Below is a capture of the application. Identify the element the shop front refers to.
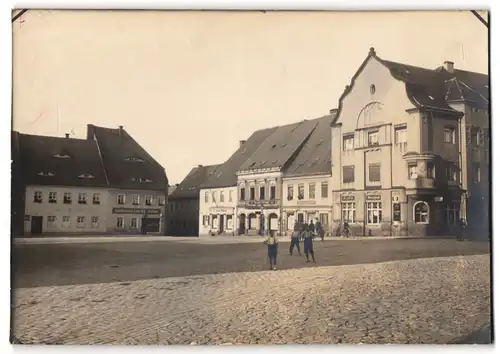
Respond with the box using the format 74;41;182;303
237;200;280;236
208;207;235;235
111;207;163;234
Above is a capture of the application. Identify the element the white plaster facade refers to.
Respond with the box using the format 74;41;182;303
24;185;110;235
235;171;282;235
281;174;333;235
198;186;237;236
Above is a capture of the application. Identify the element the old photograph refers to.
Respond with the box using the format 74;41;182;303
10;9;490;345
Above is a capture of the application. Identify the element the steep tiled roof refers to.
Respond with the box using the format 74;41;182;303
238;118;320;172
89;125;167;191
199;127;277;189
283;115;332;178
170;164;221;200
18;133;108;187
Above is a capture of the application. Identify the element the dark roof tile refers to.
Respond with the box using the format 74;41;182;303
170;164;221;199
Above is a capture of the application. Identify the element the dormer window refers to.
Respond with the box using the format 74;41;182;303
78;174;95;179
53;153;71;159
131;177;153;183
124;156;145;162
38;172;55;177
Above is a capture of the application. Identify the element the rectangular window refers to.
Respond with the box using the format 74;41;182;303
319;213;329;228
394;125;407;143
287;185;294;200
366;202;382;225
342;202;356;223
239;187;245;201
132;195;140;205
476;128;484;146
446;166;457;182
445;203;460;225
91;216;99;228
308;183;316;199
343;165;355;183
270;185;276;200
250;187;255;201
203;215;209;227
321;182;328;199
472;164;480;183
145;195;153;206
298;184;305;200
444;127;456;144
77;216;85;228
204;192;209;203
63;192;72;204
47;216;56;228
62;215;70;228
259;186;265;200
408;163;418;180
93;193;100;205
78;193;87;205
24;215;30;222
117;194;126;205
226;215;233;229
426;162;435;178
212;191;217;203
343;134;354;151
229;191;233;202
220;191;225;203
34;191;43;203
368;131;379;146
466;124;472;144
130;217;139;229
159;197;165;206
48;192;57;204
116;217;124;229
368;164;381;182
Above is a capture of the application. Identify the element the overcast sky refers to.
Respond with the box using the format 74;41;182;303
12;10;488;184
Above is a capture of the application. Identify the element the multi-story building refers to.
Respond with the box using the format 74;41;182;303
330;47;488;237
235;119;322;236
16;124;168;236
199;128;275;236
281;115;333;235
167;164;220;236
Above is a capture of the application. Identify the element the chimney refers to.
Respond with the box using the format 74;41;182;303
118;125;123;137
86;124;95;140
65;133;69;138
239;140;246;147
329;108;338;115
198;164;203;168
444;61;454;73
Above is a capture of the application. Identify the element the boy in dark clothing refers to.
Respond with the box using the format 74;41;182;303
289;224;302;255
264;234;279;270
308;220;315;232
302;225;316;263
315;218;324;242
458;218;467;241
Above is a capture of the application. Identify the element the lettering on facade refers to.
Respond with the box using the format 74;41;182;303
366;194;381;201
297;200;316;205
341;195;355;202
210;207;234;214
112;207;161;215
245;200;278;209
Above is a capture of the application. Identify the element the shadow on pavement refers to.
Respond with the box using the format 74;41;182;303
452;326;492;344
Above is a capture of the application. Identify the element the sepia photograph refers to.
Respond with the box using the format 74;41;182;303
9;8;491;345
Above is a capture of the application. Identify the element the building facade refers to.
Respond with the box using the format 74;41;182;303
198;186;237;236
330;48;486;237
17;124;168;236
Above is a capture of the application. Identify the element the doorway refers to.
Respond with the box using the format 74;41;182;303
297;213;304;225
239;214;246;235
31;216;43;235
219;215;224;234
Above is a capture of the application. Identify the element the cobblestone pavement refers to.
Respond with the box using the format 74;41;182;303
12;254;490;345
13;238;489;288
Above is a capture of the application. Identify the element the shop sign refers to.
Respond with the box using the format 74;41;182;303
210;207;234;214
366;194;381;201
112;207;161;215
434;196;443;202
298;200;316;205
341;195;355;202
245;200;278;209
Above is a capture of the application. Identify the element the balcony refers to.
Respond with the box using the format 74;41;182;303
405;177;436;190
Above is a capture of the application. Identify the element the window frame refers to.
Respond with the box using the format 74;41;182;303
308;183;316;199
394;125;408;144
341;202;356;223
342;134;354;151
116;216;125;229
321;182;328;199
287;185;294;200
444;127;456;144
78;193;87;205
270;185;276;200
77;216;85;228
48;192;57;204
413;201;430;224
93;193;101;205
342;165;355;184
367;131;379;147
366;201;382;225
368;163;381;183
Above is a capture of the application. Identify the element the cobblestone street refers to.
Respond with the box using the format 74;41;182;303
12;254;490;344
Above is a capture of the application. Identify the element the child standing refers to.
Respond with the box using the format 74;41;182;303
264;233;279;270
289;224;302;255
302;224;316;263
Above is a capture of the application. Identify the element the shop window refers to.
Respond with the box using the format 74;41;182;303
226;215;233;229
116;217;124;229
366;202;382;225
414;201;429;224
342;202;356;223
445;203;460;225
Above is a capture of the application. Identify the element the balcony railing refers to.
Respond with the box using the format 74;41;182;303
405;177;436;190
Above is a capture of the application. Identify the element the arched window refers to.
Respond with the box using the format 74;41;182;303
414;201;429;224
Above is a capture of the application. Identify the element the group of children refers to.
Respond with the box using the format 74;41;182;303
263;219;325;270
